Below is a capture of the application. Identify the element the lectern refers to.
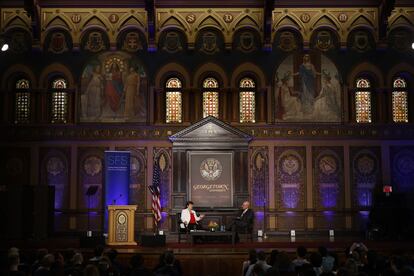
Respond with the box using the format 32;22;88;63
107;205;137;246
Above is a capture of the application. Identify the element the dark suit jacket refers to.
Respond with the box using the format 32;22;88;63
235;208;254;231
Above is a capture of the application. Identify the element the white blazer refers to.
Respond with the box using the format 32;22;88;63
180;208;201;228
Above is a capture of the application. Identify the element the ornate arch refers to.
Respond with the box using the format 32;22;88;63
272;14;305;39
39;63;75;89
345;26;377;44
1;64;37;90
154;62;191;89
193;62;228;88
309;26;340;48
387;63;414;88
347;62;384;88
231;62;266;88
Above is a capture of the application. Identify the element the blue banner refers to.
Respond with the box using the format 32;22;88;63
104;151;130;231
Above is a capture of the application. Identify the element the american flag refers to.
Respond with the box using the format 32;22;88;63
148;162;162;225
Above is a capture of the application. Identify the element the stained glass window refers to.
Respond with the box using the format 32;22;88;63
165;77;182;123
16;79;30;89
52;78;68;89
355;78;372;123
392;77;408;123
239;77;256;123
15;78;30;123
51;78;68;123
202;77;219;118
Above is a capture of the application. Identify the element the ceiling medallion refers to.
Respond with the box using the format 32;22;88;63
109;14;119;24
186;14;196;23
300;13;311;23
223;14;234;23
338;13;348;23
71;14;82;23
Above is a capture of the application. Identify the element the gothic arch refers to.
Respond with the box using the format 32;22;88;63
386;63;414;87
1;64;37;90
39;63;75;89
193;62;228;88
231;62;267;88
347;62;384;88
154;63;191;89
345;26;377;43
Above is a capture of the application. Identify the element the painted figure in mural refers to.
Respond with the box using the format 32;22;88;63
104;62;124;113
124;66;141;118
294;54;320;113
276;72;302;120
85;65;104;118
313;71;341;121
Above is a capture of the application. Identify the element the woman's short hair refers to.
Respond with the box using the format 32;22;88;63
186;201;194;207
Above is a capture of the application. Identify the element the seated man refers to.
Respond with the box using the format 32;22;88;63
230;201;254;235
180;201;204;231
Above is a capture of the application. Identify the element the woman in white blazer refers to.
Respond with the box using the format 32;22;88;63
180;201;204;230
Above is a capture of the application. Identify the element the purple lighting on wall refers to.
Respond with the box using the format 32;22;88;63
282;188;300;208
255;211;264;224
357;188;372;207
320;187;338;208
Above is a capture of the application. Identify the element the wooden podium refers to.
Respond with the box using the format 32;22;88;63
107;205;137;246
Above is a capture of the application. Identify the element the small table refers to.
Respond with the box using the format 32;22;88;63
189;230;235;245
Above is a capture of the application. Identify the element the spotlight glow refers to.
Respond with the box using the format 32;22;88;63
412;42;414;50
1;43;8;52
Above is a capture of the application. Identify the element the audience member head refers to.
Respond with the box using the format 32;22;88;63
336;268;351;276
41;254;55;269
248;249;257;264
72;253;84;265
163;251;175;266
36;248;49;262
345;258;358;275
7;254;20;270
257;251;266;261
8;247;19;257
93;245;105;258
64;249;76;264
130;253;144;268
310;252;323;268
54;251;65;265
277;252;292;272
106;249;118;262
253;263;265;276
297;246;308;258
318;246;328;257
269;249;279;266
351;251;361;263
83;264;100;276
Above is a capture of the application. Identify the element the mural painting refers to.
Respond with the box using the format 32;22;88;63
80;52;147;123
275;52;342;122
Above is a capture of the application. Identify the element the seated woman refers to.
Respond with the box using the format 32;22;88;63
180;201;204;231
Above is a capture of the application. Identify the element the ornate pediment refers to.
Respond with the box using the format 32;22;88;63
169;116;252;149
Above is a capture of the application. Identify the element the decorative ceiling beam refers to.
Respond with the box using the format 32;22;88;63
263;0;274;51
379;0;396;40
146;0;156;51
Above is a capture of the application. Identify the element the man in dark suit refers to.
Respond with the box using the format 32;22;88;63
231;201;254;241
